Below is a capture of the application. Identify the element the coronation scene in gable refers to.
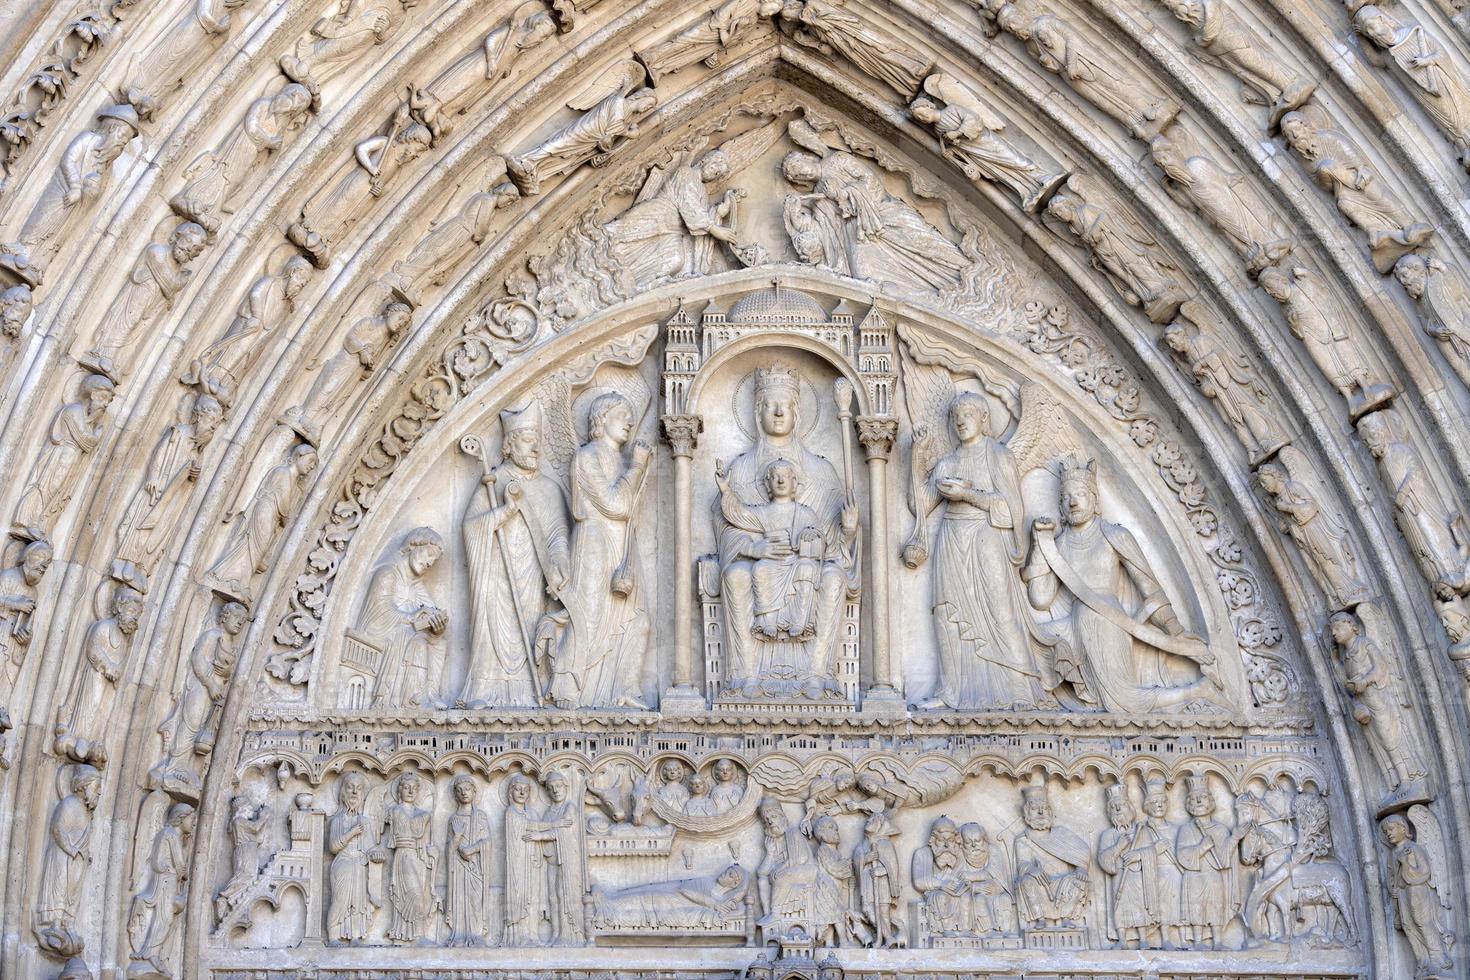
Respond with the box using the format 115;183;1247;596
2;0;1470;977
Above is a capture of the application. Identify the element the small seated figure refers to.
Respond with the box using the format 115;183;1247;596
959;822;1013;935
716;457;825;641
592;864;749;929
913;815;967;937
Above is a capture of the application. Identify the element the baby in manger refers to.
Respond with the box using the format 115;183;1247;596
717;457;827;641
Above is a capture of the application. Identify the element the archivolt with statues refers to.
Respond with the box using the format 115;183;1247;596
0;0;1467;977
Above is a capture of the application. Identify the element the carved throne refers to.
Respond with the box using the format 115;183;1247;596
661;284;898;714
698;555;860;711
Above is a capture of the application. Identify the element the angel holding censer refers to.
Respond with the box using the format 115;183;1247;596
901;344;1228;713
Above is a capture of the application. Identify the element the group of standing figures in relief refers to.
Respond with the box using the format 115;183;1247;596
354;362;1231;716
353;385;654;712
325;768;587;947
906;386;1228;714
295;754;1386;956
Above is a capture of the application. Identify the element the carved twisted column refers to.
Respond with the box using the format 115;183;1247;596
857;414;903;712
661;413;704;713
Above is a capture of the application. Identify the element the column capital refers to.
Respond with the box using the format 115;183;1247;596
855;415;899;461
660;414;703;458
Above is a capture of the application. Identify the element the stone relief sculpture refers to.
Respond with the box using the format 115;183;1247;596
387;159;520;305
327;770;381;943
1380;807;1455;979
1013;783;1090;934
458;404;569;708
1280;104;1434;272
1356;409;1470;597
0;103;140;290
279;0;412;91
540;770;588;945
910;73;1067;213
714;363;857;701
203;442;319;603
0;536;52;764
1025;457;1226;712
180;254;314;408
853;811;905;947
1328;610;1431;806
77;221;209;382
1096;783;1152;948
117;0;257;111
633;0;773;84
591;865;751;930
902;387;1052;711
286;300;413;443
377;770;436;943
540;392;653;709
13;374;116;537
1;283;32;340
1256;447;1373;610
767;0;932;97
1391;252;1470;391
1175;773;1236;950
54;572;147;765
214;794;270;922
288;89;445;267
9;0;1464;966
958;823;1013;937
1148;132;1295;273
168;83;315;229
503;772;570;946
507;62;657;195
34;763;101;966
478;1;560;86
1156;0;1314;123
995;4;1178;139
1257;263;1395;418
115;392;225;573
605;122;778;288
126;802;196;979
147;601;245;798
446;774;493;946
1163;304;1290;467
781;119;982;295
352;526;446;711
1043;178;1188;323
1355;6;1470;171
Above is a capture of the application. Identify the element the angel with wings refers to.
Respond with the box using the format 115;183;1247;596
605;121;779;289
534;375;655;710
903;355;1071;710
1380;806;1455;978
507;61;657;195
781;119;974;293
910;74;1066;213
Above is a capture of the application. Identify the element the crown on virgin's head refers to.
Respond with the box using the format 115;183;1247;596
755;362;800;398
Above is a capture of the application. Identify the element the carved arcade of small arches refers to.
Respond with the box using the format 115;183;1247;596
0;0;1468;978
